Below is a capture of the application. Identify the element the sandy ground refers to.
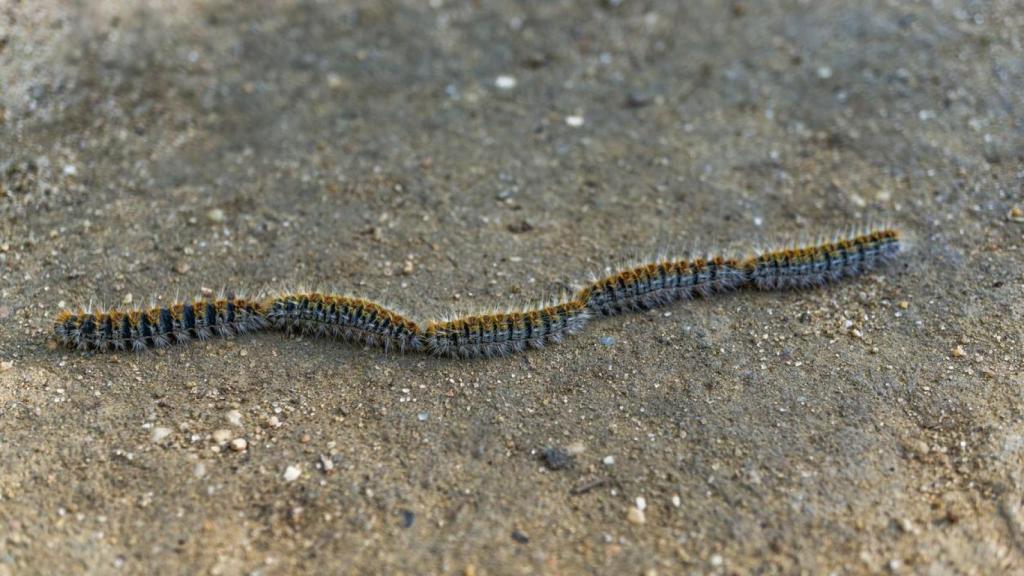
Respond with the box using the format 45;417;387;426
1;1;1023;574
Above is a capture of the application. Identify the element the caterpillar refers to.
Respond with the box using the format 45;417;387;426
54;296;266;352
52;227;902;357
423;299;591;358
264;293;423;352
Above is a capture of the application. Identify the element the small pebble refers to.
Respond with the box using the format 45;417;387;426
600;336;615;347
283;465;301;482
230;438;248;452
565;115;584;127
625;91;653;108
816;66;833;79
602;455;615;465
212;429;233;444
151;427;172;443
541;447;573;471
326;72;345;89
267;415;282;428
401;509;416;528
417;412;429;422
226;410;243;426
494;75;517;90
206;208;226;223
1008;206;1024;223
0;360;13;372
122;293;133;305
627;507;646;525
635;496;647;511
173;260;191;275
511;530;530;544
951;345;966;358
319;454;334;473
402;260;415;275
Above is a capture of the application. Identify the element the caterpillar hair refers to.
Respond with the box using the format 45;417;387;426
52;225;902;357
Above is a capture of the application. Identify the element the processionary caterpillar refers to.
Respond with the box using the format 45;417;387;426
53;227;901;358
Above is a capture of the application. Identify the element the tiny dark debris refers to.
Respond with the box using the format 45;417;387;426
507;220;534;234
511;530;529;544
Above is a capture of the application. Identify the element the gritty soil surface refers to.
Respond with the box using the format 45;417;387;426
1;1;1023;574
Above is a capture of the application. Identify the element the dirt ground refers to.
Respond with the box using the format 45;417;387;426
1;1;1022;574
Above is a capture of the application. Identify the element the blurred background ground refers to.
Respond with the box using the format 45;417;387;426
1;0;1022;574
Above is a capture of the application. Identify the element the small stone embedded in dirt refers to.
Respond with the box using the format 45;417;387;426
400;509;415;528
319;454;334;473
206;208;226;223
628;507;646;525
541;447;574;470
511;530;529;544
507;220;533;233
151;427;172;443
283;465;301;482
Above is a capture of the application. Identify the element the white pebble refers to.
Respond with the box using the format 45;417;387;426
226;410;243;426
494;75;517;90
319;454;334;473
151;427;172;443
565;115;585;127
283;465;302;482
635;496;647;511
206;208;226;223
816;66;832;79
671;494;681;507
212;429;233;444
602;455;615;465
230;438;248;452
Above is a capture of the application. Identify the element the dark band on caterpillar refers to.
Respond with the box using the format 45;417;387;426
52;226;902;357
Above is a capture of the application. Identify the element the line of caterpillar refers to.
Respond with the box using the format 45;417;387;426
52;227;901;358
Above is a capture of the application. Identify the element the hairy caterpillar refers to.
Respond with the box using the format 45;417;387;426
423;299;591;358
54;296;266;352
264;293;423;352
52;227;902;357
